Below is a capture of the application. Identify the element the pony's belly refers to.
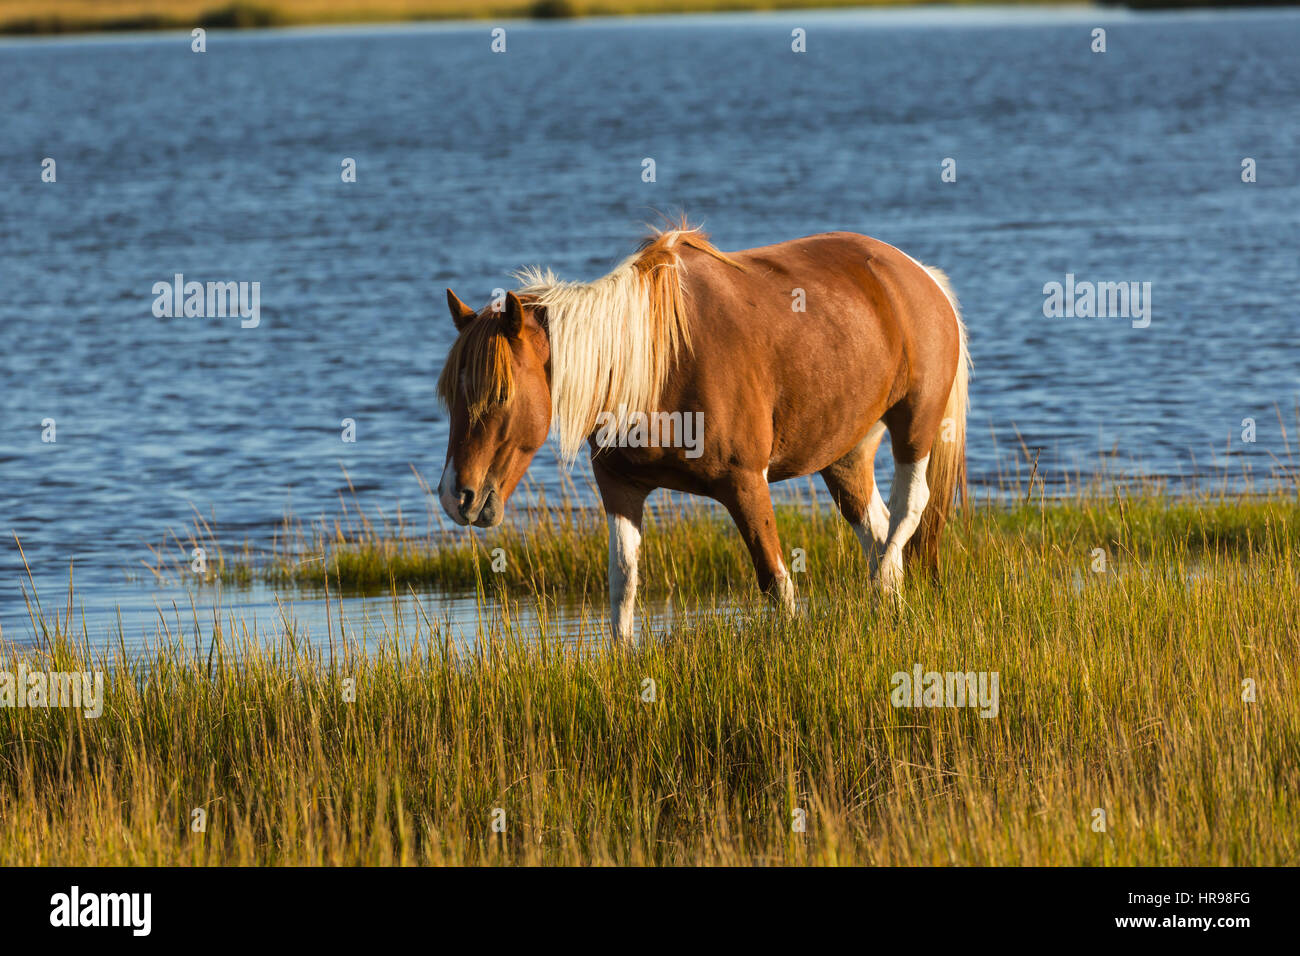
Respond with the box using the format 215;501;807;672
764;395;892;482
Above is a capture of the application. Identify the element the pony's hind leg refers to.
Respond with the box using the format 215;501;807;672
876;406;940;593
877;454;930;593
820;422;890;575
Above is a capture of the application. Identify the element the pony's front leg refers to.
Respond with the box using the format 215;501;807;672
606;511;642;643
593;463;650;644
720;474;795;614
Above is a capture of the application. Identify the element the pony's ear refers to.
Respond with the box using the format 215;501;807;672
502;291;525;339
446;288;476;331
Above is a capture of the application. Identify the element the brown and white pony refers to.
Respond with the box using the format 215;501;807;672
437;227;970;642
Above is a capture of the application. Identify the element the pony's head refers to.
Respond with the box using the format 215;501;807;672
436;288;551;527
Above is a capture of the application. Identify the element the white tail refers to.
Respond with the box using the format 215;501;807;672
912;264;970;572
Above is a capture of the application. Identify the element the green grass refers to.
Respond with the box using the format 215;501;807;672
149;461;1300;599
4;479;1298;865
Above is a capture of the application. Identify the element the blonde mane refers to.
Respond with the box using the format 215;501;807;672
436;315;516;425
515;226;739;462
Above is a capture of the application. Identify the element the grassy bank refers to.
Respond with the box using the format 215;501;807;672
0;1;1101;37
4;485;1298;865
156;464;1300;596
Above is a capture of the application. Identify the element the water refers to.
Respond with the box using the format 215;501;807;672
2;6;1298;647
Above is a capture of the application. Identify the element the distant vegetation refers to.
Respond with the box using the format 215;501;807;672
5;0;1293;39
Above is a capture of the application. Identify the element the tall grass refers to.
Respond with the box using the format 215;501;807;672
3;478;1298;865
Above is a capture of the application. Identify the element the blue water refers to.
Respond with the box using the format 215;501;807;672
1;6;1298;646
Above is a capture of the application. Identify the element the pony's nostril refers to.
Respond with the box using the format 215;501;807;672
458;488;475;513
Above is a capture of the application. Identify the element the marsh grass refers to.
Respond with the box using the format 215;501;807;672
3;473;1299;865
145;449;1300;603
135;395;1300;598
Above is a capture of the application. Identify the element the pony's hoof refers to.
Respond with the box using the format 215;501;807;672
874;561;904;594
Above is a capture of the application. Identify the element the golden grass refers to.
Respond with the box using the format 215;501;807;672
3;481;1298;865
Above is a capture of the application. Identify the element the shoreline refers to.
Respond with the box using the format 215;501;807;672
0;1;1255;40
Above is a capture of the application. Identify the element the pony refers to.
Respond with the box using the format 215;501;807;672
436;226;970;642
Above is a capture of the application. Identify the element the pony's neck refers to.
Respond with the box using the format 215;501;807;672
514;242;692;463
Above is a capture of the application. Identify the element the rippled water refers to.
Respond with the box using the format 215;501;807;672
2;6;1298;646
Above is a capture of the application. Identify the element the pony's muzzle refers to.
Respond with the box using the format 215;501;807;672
470;486;503;527
439;460;499;527
457;488;476;518
455;484;483;524
448;481;501;527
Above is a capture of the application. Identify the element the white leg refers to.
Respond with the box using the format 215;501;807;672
847;481;889;572
773;556;795;614
867;482;891;549
846;423;891;574
850;480;892;575
876;454;930;593
608;514;641;643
